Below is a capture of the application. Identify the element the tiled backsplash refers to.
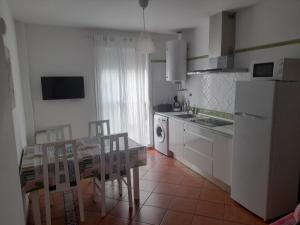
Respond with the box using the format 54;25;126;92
179;73;250;114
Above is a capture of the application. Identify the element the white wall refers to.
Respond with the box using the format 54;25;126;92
180;0;300;113
0;0;27;160
16;22;35;145
151;61;177;105
184;26;209;71
17;23;176;141
22;24;97;139
0;0;26;224
234;0;300;68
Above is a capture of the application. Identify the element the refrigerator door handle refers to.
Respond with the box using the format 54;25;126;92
235;112;267;120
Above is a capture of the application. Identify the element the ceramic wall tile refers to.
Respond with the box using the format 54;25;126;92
180;73;250;113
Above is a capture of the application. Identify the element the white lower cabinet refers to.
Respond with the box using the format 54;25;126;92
169;118;184;160
213;134;233;186
170;121;233;186
184;124;214;176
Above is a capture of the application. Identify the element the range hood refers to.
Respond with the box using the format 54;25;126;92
187;11;248;75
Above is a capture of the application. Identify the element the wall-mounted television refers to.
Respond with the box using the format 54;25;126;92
41;76;85;100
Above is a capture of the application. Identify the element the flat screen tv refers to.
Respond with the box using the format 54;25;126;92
41;76;85;100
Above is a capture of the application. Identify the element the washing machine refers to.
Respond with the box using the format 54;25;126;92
154;114;171;156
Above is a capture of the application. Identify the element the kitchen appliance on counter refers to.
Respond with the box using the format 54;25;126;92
231;80;300;220
251;58;300;81
172;96;181;112
154;114;171;156
153;104;173;113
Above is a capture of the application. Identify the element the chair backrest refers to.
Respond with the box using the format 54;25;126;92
46;124;72;143
100;133;129;181
35;124;72;144
88;120;110;137
35;130;47;144
42;140;81;192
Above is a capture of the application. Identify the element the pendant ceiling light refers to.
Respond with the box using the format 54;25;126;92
137;0;155;54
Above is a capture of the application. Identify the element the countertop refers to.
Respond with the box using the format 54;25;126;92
155;111;234;137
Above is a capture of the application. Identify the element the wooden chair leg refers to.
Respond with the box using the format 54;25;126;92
44;190;52;225
77;187;85;222
126;170;133;208
118;178;122;197
50;195;54;206
93;177;97;202
101;178;106;217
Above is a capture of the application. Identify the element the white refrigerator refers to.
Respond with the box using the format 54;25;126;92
231;81;300;220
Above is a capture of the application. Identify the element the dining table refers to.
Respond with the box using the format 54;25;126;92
20;136;147;225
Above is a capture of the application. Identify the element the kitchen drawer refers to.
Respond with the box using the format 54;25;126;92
183;146;213;175
184;126;213;157
185;123;216;141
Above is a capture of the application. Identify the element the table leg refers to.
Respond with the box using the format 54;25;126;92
133;167;140;202
31;191;42;225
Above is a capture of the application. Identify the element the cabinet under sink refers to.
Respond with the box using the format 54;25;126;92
169;117;233;188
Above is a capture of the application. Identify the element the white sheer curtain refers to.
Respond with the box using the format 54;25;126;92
93;34;150;146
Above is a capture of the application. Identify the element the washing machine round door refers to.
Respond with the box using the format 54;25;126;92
155;122;165;143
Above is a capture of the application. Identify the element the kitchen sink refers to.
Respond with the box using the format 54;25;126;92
190;118;233;127
174;114;196;119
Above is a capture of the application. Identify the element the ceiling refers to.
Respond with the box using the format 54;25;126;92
10;0;262;33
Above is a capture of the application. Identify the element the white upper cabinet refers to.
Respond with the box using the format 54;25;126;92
166;39;187;81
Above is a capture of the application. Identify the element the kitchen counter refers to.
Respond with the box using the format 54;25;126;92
155;111;234;137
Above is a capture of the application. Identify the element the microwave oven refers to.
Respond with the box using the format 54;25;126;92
251;58;300;81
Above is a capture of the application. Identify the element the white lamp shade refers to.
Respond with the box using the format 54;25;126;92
137;32;155;54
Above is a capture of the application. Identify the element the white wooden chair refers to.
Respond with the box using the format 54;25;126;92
35;124;72;144
94;133;133;217
88;120;110;137
89;120;112;186
42;140;85;225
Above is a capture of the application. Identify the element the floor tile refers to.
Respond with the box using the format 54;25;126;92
131;222;154;225
153;183;179;195
83;194;118;213
161;210;194;225
79;211;102;225
195;200;225;219
159;175;185;185
200;189;227;203
27;149;267;225
169;197;198;214
223;221;245;225
224;205;267;225
203;180;222;191
98;215;130;225
122;190;151;205
192;215;224;225
109;201;139;220
51;218;66;225
175;186;202;199
182;176;205;188
144;193;173;209
134;205;166;225
139;179;159;192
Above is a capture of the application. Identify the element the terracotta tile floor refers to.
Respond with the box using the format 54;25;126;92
27;149;269;225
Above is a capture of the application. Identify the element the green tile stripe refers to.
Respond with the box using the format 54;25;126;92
234;38;300;53
195;107;234;120
151;38;300;63
151;59;166;63
187;54;209;61
151;54;208;63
